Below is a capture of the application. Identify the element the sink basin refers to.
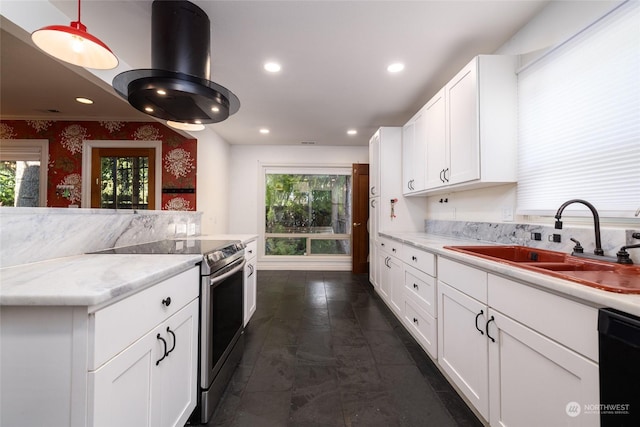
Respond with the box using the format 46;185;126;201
445;245;640;294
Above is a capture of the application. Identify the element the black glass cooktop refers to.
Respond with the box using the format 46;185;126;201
91;239;239;255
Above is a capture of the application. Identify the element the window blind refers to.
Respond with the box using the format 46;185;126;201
516;0;639;218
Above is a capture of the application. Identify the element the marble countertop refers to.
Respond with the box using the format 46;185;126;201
381;232;640;317
0;254;203;307
0;234;258;308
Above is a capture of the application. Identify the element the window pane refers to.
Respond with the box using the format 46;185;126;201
310;239;350;255
265;173;351;234
265;237;307;255
0;160;40;207
101;156;149;209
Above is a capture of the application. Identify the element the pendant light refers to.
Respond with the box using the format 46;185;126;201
31;0;118;70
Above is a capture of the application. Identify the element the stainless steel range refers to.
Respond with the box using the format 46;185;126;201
92;238;246;424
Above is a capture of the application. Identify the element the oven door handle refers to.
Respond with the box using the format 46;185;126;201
209;258;246;287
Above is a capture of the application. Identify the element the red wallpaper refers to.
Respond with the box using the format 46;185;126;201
0;120;197;210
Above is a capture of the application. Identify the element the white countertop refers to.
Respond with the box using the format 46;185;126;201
382;232;640;317
0;254;203;307
0;234;258;308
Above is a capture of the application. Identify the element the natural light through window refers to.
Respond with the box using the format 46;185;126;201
264;168;352;256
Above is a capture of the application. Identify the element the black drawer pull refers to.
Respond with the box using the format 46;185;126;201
166;327;176;355
475;310;485;335
156;334;167;365
413;317;419;324
413;283;419;290
412;256;417;261
162;297;171;307
486;316;496;342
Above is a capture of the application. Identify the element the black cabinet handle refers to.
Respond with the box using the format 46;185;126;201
413;317;419;324
444;168;450;183
413;283;419;290
412;256;417;261
166;327;176;355
392;248;396;253
156;334;167;365
162;297;171;307
475;310;485;335
440;169;445;183
486;315;496;342
248;264;255;277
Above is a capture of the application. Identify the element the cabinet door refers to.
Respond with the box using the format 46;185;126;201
158;300;199;427
244;259;257;326
438;282;489;420
89;326;162;427
388;254;404;317
369;132;380;197
446;58;480;185
424;89;447;189
402;121;415;194
377;252;391;302
488;309;599;427
368;198;379;287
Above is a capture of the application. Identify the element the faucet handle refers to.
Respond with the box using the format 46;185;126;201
570;238;584;254
632;232;640;239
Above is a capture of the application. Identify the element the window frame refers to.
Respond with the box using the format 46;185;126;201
260;164;353;260
0;139;49;207
82;140;162;210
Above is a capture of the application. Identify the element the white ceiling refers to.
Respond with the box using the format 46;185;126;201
0;0;550;146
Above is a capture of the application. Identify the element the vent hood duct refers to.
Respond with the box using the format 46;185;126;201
112;0;239;125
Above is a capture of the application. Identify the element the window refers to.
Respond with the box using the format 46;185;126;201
0;140;48;207
517;1;639;218
91;147;155;209
264;167;352;256
82;140;162;209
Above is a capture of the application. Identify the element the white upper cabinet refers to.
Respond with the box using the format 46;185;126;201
402;108;427;194
368;131;380;197
404;55;518;196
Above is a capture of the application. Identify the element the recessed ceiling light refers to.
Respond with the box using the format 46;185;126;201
259;128;270;134
156;89;167;95
144;106;154;113
166;121;205;131
387;62;405;73
75;97;93;104
347;129;357;135
211;106;220;113
264;62;282;73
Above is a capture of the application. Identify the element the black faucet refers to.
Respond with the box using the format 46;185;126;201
554;199;604;256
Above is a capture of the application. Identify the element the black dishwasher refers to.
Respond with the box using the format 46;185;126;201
598;308;640;426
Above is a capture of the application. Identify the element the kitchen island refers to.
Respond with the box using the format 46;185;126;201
0;253;203;427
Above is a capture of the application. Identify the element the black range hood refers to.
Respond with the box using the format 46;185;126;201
113;0;239;126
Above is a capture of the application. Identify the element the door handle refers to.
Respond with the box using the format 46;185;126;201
353;222;361;227
475;310;485;335
486;315;496;342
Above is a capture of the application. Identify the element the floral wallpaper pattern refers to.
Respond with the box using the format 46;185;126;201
0;120;197;210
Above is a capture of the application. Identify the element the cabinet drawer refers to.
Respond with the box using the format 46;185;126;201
438;257;487;303
378;236;402;258
404;265;436;317
404;299;437;358
90;267;199;370
402;245;435;276
488;274;599;361
245;240;257;261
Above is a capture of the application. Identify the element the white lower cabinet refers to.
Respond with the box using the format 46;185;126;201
438;281;490;418
0;266;200;427
377;238;403;316
89;267;199;427
244;239;257;326
437;257;600;427
89;299;198;427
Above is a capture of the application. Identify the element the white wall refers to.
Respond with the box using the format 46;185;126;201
425;0;627;226
196;128;231;234
228;144;368;235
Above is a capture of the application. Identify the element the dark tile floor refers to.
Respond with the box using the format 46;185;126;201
207;270;484;427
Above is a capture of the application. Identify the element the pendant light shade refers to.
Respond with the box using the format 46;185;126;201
31;0;118;70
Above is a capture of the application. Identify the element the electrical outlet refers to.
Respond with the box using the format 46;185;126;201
501;207;514;221
548;234;562;243
531;232;542;241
